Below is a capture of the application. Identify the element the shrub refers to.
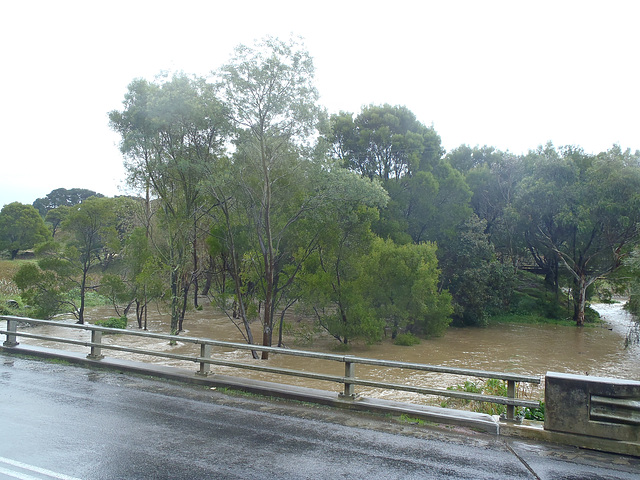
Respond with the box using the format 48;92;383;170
443;378;544;420
95;316;127;329
444;380;505;416
523;402;545;421
393;333;421;346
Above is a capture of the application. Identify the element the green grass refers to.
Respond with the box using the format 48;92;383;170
398;414;426;425
487;313;577;327
487;312;603;327
441;378;544;420
442;379;509;416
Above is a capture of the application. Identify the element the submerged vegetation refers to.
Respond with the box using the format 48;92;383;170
94;316;128;329
442;379;546;421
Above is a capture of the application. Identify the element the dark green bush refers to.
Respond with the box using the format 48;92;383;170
523;402;545;421
393;333;421;346
95;316;127;329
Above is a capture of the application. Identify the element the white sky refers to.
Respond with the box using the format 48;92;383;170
1;0;638;208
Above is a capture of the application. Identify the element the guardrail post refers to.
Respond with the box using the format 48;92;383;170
87;330;104;360
196;343;211;376
2;318;19;347
506;380;516;421
341;356;356;398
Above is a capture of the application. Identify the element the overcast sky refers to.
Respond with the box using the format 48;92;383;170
1;0;638;208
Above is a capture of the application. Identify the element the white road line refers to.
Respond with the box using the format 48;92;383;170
0;457;83;480
0;465;42;480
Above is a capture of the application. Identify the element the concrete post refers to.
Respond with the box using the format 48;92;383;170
342;356;355;398
506;380;516;421
86;330;104;360
2;318;19;347
197;343;212;376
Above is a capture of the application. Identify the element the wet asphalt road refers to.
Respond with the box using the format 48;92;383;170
0;355;638;479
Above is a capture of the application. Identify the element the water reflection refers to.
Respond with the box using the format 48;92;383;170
3;301;638;404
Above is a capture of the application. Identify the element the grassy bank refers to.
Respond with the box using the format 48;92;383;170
484;270;603;327
487;314;583;327
0;259;34;315
0;258;111;318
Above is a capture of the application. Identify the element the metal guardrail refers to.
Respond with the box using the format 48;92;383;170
1;315;540;419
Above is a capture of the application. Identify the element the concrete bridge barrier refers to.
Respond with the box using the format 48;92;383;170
544;372;639;455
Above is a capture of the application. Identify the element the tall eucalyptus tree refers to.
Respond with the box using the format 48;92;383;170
213;36;324;358
109;73;229;334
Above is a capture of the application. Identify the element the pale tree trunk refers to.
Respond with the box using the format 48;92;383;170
192;222;199;308
260;136;275;360
575;273;587;326
547;237;598;327
170;266;179;336
221;201;259;359
574;272;598;327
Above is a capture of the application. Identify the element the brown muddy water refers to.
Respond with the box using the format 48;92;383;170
4;301;639;405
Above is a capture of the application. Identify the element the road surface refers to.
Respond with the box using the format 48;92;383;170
0;354;638;479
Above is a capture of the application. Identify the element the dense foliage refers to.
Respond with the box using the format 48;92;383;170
0;203;51;259
2;36;640;347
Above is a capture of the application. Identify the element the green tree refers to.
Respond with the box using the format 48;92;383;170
214;35;324;358
110;73;229;334
330;104;442;181
103;226;164;329
62;196;119;323
33;188;103;217
362;238;453;337
447;144;502;174
438;214;514;326
303;230;452;344
516;145;640;325
328;105;471;245
44;205;71;238
14;198;119;321
0;202;51;259
295;166;390;345
299;204;382;345
124;227;164;329
623;248;640;316
203;154;262;351
13;261;68;319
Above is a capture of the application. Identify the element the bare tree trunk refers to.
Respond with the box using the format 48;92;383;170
221;202;259;359
170;267;179;336
136;300;143;329
192;225;199;308
260;137;275;360
179;278;189;332
78;263;89;325
575;273;589;326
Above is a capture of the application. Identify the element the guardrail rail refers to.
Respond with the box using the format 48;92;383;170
1;315;540;420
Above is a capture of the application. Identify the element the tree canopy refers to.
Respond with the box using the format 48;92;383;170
515;146;640;324
0;202;51;259
33;188;103;217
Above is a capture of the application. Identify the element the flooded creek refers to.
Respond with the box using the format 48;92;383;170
4;301;639;405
